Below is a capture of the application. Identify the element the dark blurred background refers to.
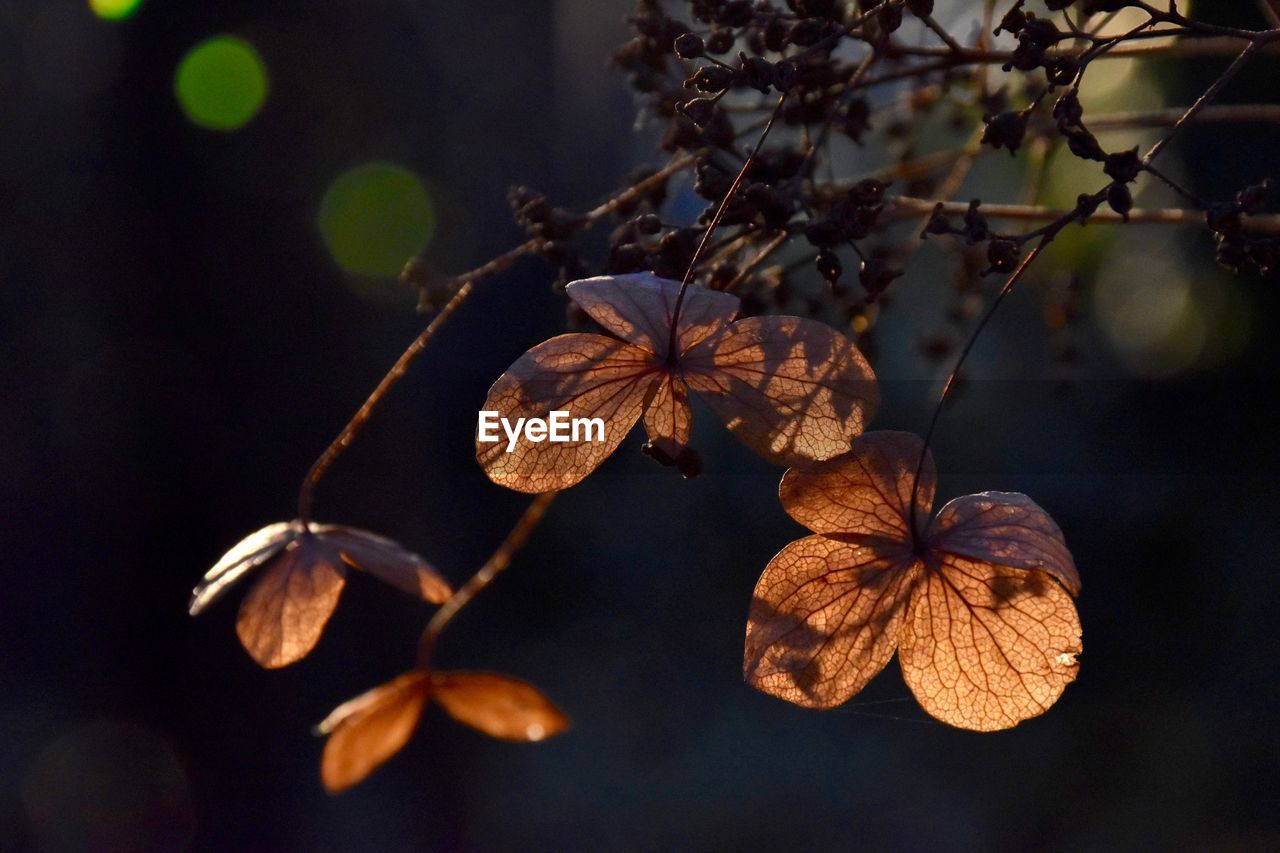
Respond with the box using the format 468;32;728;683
3;0;1279;850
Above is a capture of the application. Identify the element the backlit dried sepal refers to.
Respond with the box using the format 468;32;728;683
778;431;933;540
642;371;692;450
898;554;1082;732
319;670;431;793
432;672;570;741
189;522;296;616
567;272;739;358
744;430;1083;731
928;492;1080;595
235;540;346;669
321;525;452;604
479;274;878;492
745;536;919;708
684;316;879;466
192;522;452;668
319;669;569;793
477;334;659;493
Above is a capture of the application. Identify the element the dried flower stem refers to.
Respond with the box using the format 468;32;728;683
1142;39;1267;166
296;243;536;524
907;238;1049;544
888;196;1280;234
417;492;557;667
667;92;788;359
1088;103;1280;128
296;154;695;523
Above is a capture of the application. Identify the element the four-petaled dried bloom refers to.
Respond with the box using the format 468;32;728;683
191;521;452;668
477;272;879;492
319;669;569;792
744;431;1082;731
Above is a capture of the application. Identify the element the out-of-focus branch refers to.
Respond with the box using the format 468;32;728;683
888;196;1280;234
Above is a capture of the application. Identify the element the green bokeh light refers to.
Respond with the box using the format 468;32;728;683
174;36;268;131
89;0;144;20
318;163;436;278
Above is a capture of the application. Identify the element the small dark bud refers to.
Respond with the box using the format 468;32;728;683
1106;182;1133;221
986;238;1020;274
674;32;706;59
787;18;825;46
816;248;842;283
922;202;954;238
1022;16;1061;44
906;0;935;17
981;110;1028;155
716;0;754;28
838;97;872;144
858;257;902;299
635;213;663;235
1205;201;1241;234
744;182;776;208
1064;127;1106;161
1103;146;1142;183
1052;90;1084;125
1075;192;1103;221
1008;39;1046;72
772;59;799;92
739;51;774;93
995;2;1027;36
804;219;843;247
706;28;735;55
848;179;888;206
642;439;679;467
834;199;881;240
1045;56;1080;86
1249;238;1276;275
676;447;702;479
1214;236;1248;273
677;97;717;127
877;6;904;33
689;64;736;93
1237;179;1272;214
609;242;649;273
763;18;790;53
963;199;990;243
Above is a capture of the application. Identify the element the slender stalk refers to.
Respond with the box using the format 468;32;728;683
295;154;695;523
665;92;788;361
907;240;1050;544
297;254;525;524
1088;103;1280;128
1142;39;1265;165
417;492;557;666
887;196;1280;233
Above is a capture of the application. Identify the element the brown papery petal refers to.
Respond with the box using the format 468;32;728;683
683;316;879;466
235;539;346;669
318;525;453;604
927;492;1080;595
744;535;921;708
566;273;740;360
477;334;660;492
189;522;297;616
779;431;935;541
898;553;1082;731
319;670;431;793
642;372;692;450
431;672;570;742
